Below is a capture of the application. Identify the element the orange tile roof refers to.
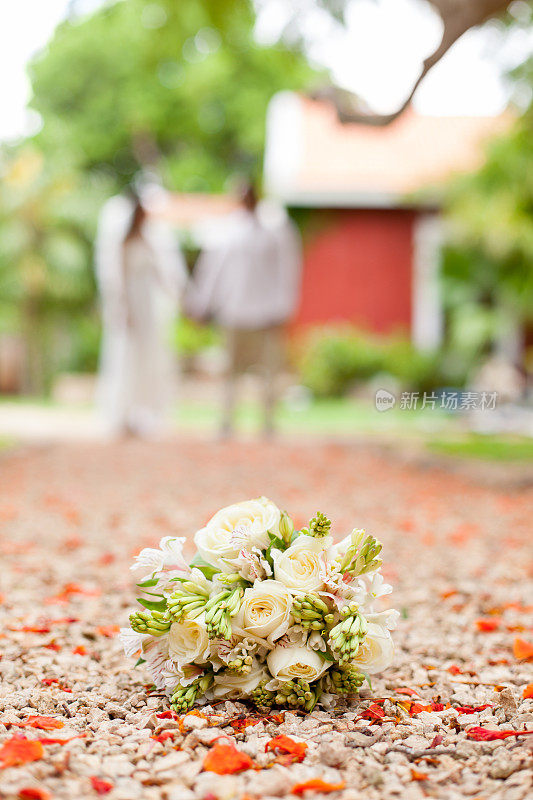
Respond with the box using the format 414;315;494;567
270;95;511;205
152;193;238;225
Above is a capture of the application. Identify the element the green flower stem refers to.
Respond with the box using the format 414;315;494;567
227;655;253;675
250;681;275;711
292;594;333;631
329;666;365;695
339;530;382;577
204;586;244;639
167;580;210;621
129;610;171;636
275;679;321;712
329;606;368;665
170;674;213;713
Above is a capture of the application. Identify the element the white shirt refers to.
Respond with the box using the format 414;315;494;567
187;205;302;330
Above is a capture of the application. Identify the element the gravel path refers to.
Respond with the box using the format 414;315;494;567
1;439;532;800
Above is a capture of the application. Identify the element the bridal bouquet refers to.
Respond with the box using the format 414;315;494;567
121;498;398;713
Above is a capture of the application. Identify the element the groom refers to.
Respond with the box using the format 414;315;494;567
185;182;302;436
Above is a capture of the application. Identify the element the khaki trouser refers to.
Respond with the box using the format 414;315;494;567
222;325;284;434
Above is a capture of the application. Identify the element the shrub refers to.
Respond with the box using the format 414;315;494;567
297;326;465;398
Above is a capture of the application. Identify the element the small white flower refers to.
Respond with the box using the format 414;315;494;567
194;497;281;571
308;631;327;652
359;571;392;608
272;535;329;592
142;635;170;689
267;644;328;683
226;546;272;582
350;623;394;674
162;660;205;693
132;536;188;578
365;609;400;631
234;580;293;642
119;627;144;658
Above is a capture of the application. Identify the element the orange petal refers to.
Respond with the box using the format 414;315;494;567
203;743;254;775
19;716;64;731
0;736;44;768
522;683;533;699
291;779;346;795
513;637;533;661
265;735;307;762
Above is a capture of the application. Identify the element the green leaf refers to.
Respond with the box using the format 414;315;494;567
134;657;146;667
137;597;167;612
190;554;220;580
321;650;335;662
359;669;372;691
136;577;159;588
267;532;286;550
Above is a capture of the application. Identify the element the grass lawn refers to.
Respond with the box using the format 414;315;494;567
176;396;453;438
428;434;533;461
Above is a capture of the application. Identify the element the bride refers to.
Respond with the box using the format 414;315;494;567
95;190;186;437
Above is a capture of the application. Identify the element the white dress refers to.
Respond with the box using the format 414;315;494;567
95;195;186;436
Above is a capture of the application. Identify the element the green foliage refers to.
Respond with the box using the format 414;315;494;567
29;0;314;189
0;146;108;391
296;326;464;398
1;0;314;393
428;435;533;462
444;58;533;323
173;316;220;358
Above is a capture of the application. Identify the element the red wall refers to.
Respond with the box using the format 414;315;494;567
295;208;416;335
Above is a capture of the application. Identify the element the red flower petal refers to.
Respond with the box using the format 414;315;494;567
90;777;114;794
18;789;51;800
466;727;533;741
475;617;501;632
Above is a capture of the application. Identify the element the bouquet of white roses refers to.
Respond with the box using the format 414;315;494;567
121;498;398;713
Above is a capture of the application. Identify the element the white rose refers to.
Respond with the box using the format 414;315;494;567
267;644;328;683
194;497;280;571
212;659;267;698
350;623;394;674
235;580;293;642
168;617;209;667
273;535;328;592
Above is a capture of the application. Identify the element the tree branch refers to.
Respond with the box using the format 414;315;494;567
320;0;511;126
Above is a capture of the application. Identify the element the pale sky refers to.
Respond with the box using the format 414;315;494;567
0;0;531;143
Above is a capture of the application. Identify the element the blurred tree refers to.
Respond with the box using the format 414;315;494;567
0;146;107;392
29;0;314;189
444;57;533;342
256;0;529;124
0;0;314;394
